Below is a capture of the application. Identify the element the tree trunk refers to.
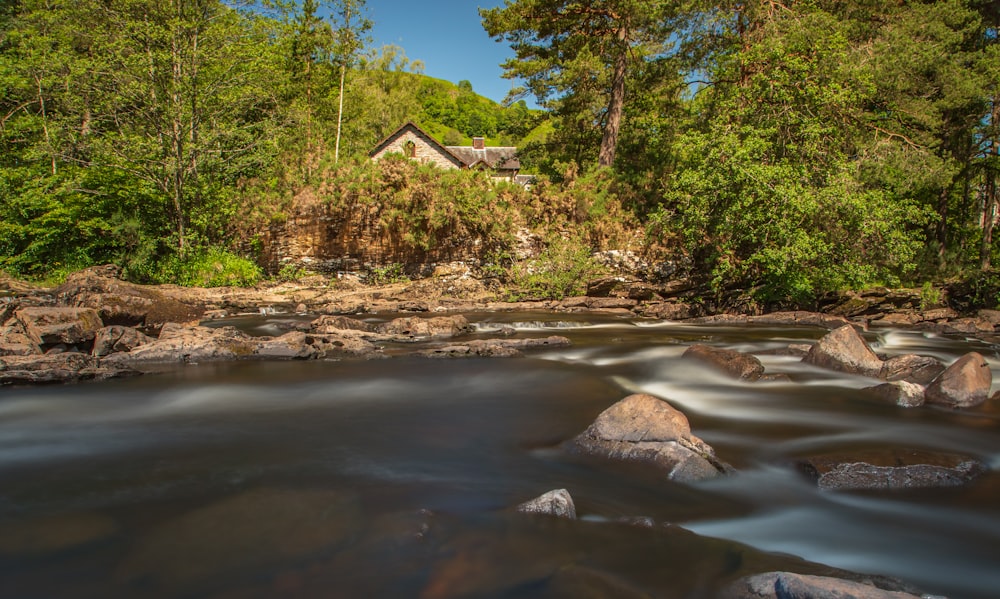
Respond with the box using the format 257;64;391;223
335;60;345;164
171;1;186;255
981;95;1000;270
598;26;628;168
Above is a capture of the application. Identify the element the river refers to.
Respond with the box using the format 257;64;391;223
1;312;998;598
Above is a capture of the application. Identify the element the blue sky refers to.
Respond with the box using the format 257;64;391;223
366;0;526;106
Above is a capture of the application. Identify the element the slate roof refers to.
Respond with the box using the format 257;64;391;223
445;146;520;171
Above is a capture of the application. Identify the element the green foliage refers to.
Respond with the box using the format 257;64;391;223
504;235;604;300
365;262;408;285
277;262;307;282
920;282;942;311
155;248;263;288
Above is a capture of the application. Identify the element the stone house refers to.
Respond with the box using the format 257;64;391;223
369;121;521;182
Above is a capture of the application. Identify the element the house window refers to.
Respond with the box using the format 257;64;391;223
403;140;416;158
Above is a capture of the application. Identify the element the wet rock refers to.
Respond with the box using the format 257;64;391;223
14;306;103;346
0;320;40;356
115;488;360;590
91;325;153;357
56;267;203;327
726;572;927;599
879;354;945;385
310;330;378;358
310;314;375;333
203;309;228;320
0;512;119;557
682;344;765;381
0;352;133;385
419;345;521;358
687;311;850;330
255;331;320;360
636;301;692;320
827;296;874;318
378;314;472;338
515;489;577;519
863;381;926;408
316;301;367;315
399;301;430;312
798;449;986;491
756;344;813;357
803;325;883;378
925;352;992;408
570;394;733;482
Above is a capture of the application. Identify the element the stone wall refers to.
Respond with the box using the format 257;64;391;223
371;128;462;170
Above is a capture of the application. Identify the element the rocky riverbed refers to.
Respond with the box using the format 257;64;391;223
2;266;1000;598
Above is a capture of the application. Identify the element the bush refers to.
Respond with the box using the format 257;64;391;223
366;263;409;285
156;248;263;288
505;236;604;300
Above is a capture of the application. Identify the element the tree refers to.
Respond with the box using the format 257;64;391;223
330;0;370;164
481;0;679;167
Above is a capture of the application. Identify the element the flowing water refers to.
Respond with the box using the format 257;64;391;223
1;312;999;598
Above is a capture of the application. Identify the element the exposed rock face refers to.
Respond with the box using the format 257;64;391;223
803;325;883;378
377;315;472;338
924;352;993;408
515;489;577;519
879;354;945;385
798;449;986;491
682;344;765;381
636;301;692;320
863;381;926;408
726;572;928;599
92;325;153;357
687;311;850;330
570;394;733;482
14;307;103;346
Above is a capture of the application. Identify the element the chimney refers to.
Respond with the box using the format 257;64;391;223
472;137;485;150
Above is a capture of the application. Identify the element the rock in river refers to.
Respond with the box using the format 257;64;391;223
798;449;986;491
682;344;765;381
515;489;577;520
725;571;930;599
802;325;883;378
924;351;993;408
569;394;733;482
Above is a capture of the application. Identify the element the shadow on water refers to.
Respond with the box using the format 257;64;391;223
0;313;999;597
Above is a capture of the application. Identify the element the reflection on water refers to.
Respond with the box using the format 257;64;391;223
0;313;998;598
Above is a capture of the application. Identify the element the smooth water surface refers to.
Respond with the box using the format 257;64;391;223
1;313;998;598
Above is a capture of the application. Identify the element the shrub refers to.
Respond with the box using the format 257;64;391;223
157;247;263;288
506;236;604;300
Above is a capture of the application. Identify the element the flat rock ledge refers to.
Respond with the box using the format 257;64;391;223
798;449;986;491
724;571;933;599
569;393;734;483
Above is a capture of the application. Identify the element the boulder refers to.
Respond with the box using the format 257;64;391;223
255;331;320;360
802;325;883;378
377;315;472;338
924;352;993;408
92;325;153;357
569;394;733;482
56;267;203;327
798;449;986;491
14;307;103;346
863;381;926;408
101;325;258;366
726;572;927;599
682;344;765;381
308;331;378;358
879;354;945;385
515;489;577;519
